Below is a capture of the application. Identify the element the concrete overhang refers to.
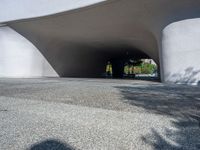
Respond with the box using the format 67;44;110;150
1;0;200;81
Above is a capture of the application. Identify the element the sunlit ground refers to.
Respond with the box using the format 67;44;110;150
0;78;199;150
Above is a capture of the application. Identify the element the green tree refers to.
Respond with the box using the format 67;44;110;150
141;63;156;74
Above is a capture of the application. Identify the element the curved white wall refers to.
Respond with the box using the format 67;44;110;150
0;0;105;23
161;18;200;85
0;26;58;78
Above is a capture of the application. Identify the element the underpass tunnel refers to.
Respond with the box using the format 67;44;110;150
0;25;159;80
0;25;158;79
43;44;154;79
36;40;158;79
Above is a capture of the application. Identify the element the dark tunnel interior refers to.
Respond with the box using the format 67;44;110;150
37;42;157;79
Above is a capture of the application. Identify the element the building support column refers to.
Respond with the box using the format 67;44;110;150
0;26;58;77
161;18;200;85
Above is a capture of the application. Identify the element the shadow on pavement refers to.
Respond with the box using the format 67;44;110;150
29;139;74;150
115;84;200;150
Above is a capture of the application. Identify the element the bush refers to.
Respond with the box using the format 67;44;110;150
141;63;156;74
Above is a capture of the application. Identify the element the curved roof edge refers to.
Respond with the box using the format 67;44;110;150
0;0;106;23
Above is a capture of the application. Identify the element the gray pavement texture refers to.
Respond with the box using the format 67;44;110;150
0;78;200;150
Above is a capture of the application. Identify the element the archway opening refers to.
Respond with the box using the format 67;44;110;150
104;49;158;81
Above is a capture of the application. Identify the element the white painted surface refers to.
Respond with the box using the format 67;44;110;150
162;18;200;85
0;26;58;77
1;0;200;83
0;0;105;23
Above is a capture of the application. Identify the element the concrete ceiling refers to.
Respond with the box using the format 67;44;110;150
5;0;200;64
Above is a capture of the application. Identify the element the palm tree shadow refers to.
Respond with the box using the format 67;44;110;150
115;84;200;150
28;139;75;150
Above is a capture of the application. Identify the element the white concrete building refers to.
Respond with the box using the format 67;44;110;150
0;0;200;85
